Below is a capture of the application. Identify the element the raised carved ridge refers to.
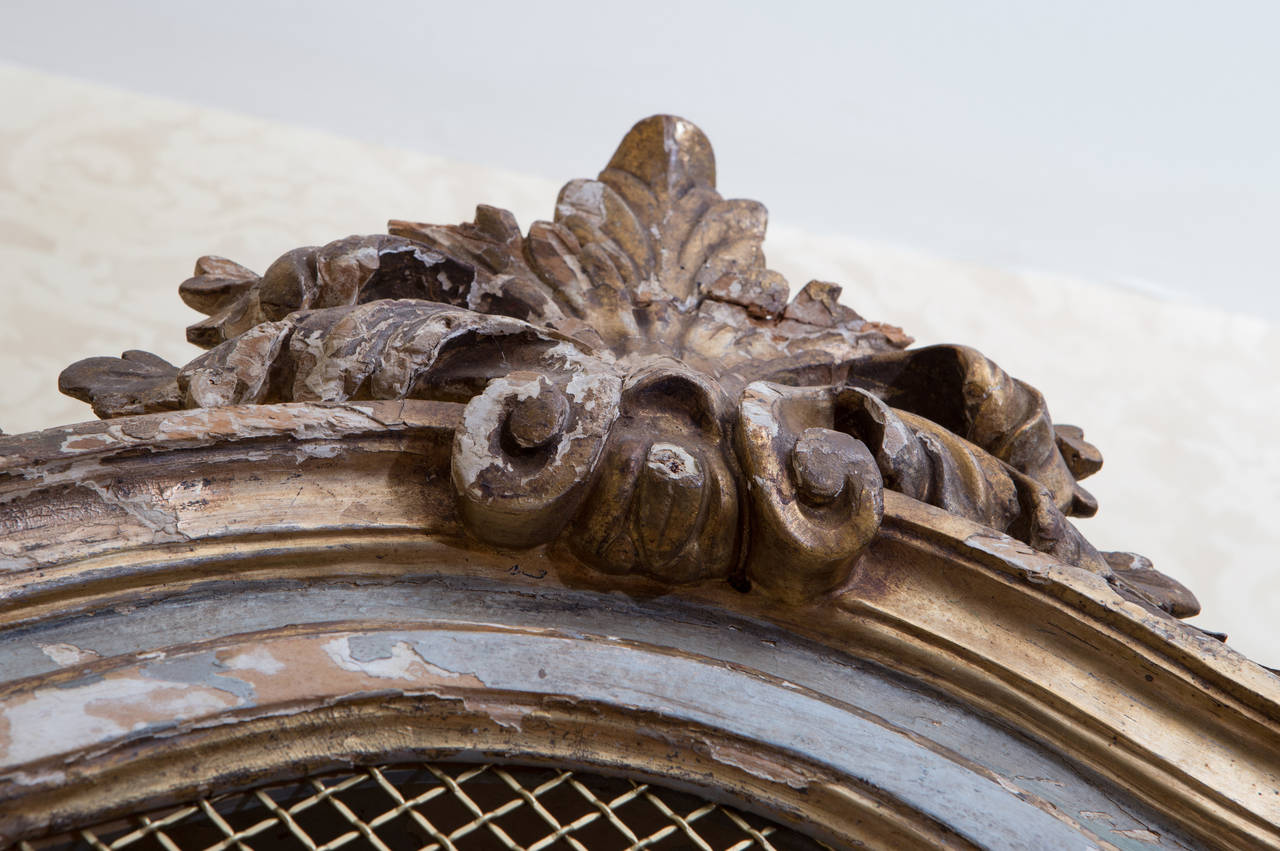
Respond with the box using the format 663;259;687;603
57;114;1195;616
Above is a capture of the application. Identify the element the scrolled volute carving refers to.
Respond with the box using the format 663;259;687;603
454;367;621;550
58;114;1197;618
738;383;883;603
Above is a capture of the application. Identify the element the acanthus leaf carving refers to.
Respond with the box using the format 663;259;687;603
57;114;1199;620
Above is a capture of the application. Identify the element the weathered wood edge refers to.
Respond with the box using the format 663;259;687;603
2;403;1278;848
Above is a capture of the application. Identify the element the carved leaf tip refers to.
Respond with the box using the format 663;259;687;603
782;281;864;327
1055;424;1103;480
606;115;716;196
1105;551;1201;620
179;256;260;316
58;350;181;418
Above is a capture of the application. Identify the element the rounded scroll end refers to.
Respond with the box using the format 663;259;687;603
739;382;885;604
452;370;621;550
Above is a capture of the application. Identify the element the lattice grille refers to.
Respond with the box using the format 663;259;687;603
23;763;828;851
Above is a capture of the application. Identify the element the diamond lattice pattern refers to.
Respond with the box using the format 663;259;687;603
22;763;829;851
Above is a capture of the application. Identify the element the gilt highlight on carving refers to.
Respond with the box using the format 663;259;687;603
59;115;1196;615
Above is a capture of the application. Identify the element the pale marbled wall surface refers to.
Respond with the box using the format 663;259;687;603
2;65;1277;664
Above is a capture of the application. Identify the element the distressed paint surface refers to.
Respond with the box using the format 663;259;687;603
1;623;1108;850
2;401;1279;846
0;400;461;583
1;107;1277;850
0;579;1198;849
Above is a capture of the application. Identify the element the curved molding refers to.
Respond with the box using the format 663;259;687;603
1;402;1276;848
0;620;1084;849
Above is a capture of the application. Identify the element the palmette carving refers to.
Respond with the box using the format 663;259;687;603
58;115;1196;616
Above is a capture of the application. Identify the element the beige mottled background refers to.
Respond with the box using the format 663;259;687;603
1;65;1277;663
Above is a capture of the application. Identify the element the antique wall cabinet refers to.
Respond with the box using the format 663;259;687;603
1;116;1277;850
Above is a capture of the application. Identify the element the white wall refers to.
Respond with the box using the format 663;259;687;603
1;1;1277;316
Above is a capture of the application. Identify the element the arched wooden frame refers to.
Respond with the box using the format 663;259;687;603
2;401;1277;849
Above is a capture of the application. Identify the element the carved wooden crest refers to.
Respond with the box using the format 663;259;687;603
58;114;1195;614
5;115;1279;850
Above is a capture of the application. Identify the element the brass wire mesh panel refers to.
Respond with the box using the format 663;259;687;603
23;763;829;851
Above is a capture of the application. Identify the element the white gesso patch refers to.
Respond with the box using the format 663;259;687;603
455;380;523;483
544;341;617;394
37;642;100;667
321;636;466;682
220;646;285;675
646;443;701;482
739;389;782;437
5;767;67;787
556;180;604;220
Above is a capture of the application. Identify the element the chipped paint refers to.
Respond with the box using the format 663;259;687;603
645;443;700;483
58;435;116;454
323;636;480;684
0;676;238;766
219;646;284;675
965;530;1062;577
76;480;187;542
2;767;67;788
1115;828;1162;844
702;741;811;791
0;630;497;772
451;355;621;550
0;381;1274;844
0;623;1117;850
37;643;100;667
456;696;533;731
456;376;527;478
739;383;783;436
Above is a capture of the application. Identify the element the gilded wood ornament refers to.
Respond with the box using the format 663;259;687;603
57;115;1192;613
4;115;1275;849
